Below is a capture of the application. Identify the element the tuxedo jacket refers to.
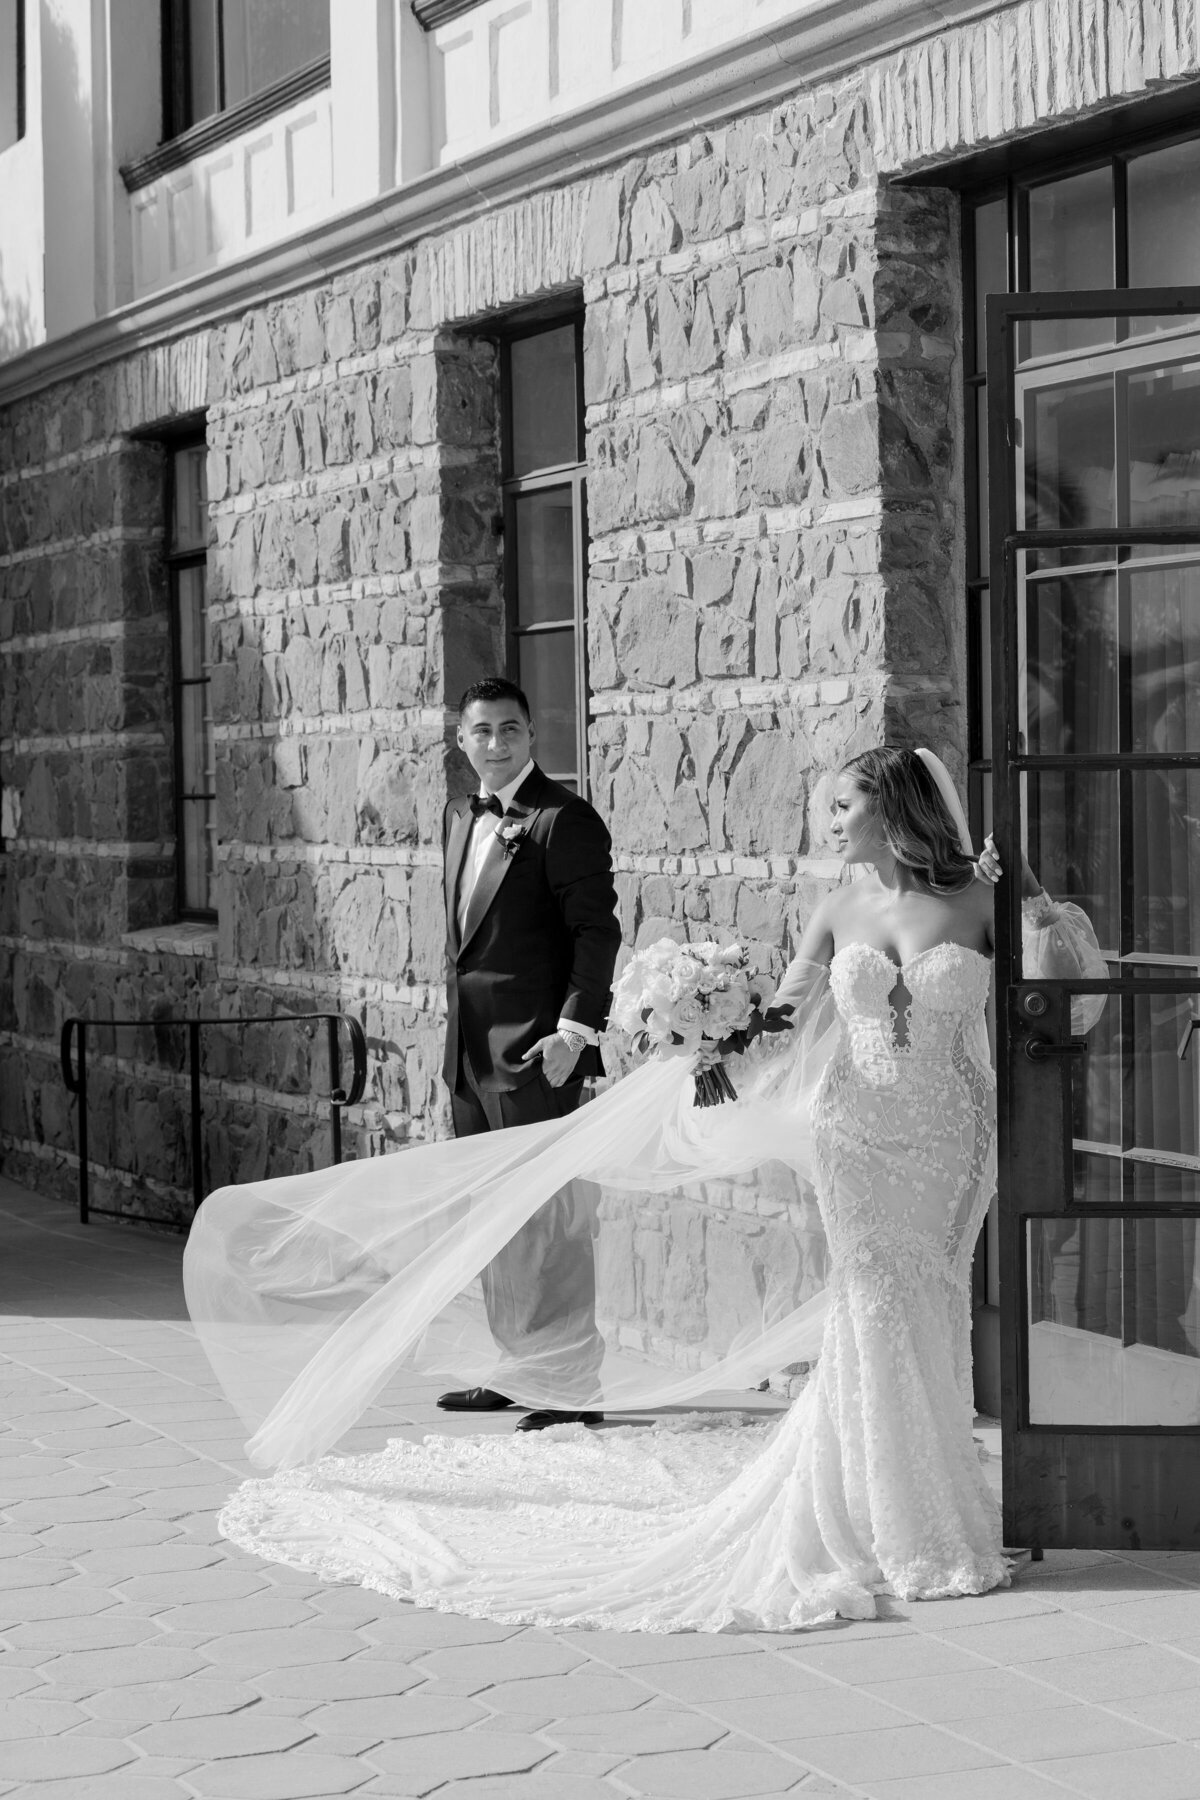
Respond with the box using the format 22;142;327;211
442;765;621;1094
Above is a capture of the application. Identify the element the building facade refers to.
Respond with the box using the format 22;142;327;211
4;2;1200;1533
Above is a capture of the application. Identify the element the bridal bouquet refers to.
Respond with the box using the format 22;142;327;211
610;938;790;1106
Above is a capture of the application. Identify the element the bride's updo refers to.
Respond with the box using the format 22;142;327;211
841;747;976;893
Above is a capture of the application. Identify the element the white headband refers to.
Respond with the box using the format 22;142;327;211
914;748;974;857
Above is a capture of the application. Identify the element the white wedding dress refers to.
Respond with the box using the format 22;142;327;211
212;940;1021;1632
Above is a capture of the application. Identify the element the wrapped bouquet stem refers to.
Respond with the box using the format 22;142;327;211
610;937;794;1106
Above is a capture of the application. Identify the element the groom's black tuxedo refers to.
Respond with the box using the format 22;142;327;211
442;764;620;1097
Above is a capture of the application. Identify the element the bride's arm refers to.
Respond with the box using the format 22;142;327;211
773;894;837;1013
976;838;1107;1030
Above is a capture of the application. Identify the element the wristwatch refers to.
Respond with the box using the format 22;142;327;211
557;1028;588;1056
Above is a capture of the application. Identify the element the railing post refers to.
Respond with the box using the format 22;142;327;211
77;1026;89;1225
189;1020;203;1213
327;1014;343;1165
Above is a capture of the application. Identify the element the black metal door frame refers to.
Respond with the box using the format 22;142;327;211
987;286;1200;1550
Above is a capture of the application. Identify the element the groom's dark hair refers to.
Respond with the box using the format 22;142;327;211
458;677;531;720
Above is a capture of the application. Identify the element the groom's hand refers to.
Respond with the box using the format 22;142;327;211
522;1033;581;1088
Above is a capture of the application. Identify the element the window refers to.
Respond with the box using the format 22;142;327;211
0;0;24;154
163;0;329;135
501;318;589;794
168;443;216;917
964;129;1200;840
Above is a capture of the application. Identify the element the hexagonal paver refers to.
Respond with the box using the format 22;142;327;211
253;1661;427;1702
414;1639;584;1692
42;1646;207;1688
480;1673;650;1715
155;1598;315;1635
0;1559;77;1591
0;1737;136;1781
546;1706;729;1753
363;1612;520;1651
304;1695;479;1744
0;1582;117;1622
0;1698;90;1740
41;1518;180;1553
134;1714;316;1759
0;1779;190;1800
200;1627;368;1674
115;1568;267;1605
84;1679;260;1722
367;1728;552;1784
187;1751;371;1797
617;1748;807;1798
80;1546;227;1581
380;1778;626;1800
4;1614;159;1652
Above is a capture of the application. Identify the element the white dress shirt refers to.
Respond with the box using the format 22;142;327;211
456;759;598;1048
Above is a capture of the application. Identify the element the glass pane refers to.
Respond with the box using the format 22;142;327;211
971;197;1008;374
973;386;989;577
221;0;329;109
1029;1218;1200;1424
1024;769;1119;948
1024;166;1115;359
1128;139;1200;330
1072;981;1200;1205
1128;360;1200;532
1129;561;1200;752
514;488;575;626
1026;768;1200;959
509;326;578;477
173;445;209;552
181;796;213;914
0;0;20;153
175;567;207;681
517;630;577;780
1024;571;1117;755
972;585;993;760
179;683;213;796
184;0;220;125
1024;377;1114;564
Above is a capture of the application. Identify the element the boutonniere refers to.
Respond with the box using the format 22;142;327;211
495;815;530;858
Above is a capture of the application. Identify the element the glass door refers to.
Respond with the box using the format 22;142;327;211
988;287;1200;1550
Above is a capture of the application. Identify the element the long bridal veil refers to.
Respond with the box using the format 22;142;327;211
184;964;840;1471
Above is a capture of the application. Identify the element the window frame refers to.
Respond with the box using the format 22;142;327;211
133;0;329;187
166;439;217;922
498;313;590;796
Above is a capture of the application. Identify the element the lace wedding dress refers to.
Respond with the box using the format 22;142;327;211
214;940;1016;1632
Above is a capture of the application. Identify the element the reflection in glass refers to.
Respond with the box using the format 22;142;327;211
220;0;329;111
1128;362;1200;532
181;797;214;916
1131;769;1200;958
1025;770;1119;947
1029;1217;1200;1424
1129;139;1200;295
974;387;989;577
509;326;578;477
1024;377;1114;565
514;489;575;625
172;445;209;552
1072;980;1200;1206
1024;573;1116;755
971;197;1008;374
1129;563;1200;753
176;568;207;681
974;586;993;761
1025;166;1114;359
518;632;577;780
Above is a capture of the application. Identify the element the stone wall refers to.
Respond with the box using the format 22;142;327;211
0;64;964;1353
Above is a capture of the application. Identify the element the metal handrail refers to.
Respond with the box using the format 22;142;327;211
59;1011;368;1225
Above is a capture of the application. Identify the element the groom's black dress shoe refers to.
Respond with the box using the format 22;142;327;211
436;1388;514;1411
515;1410;603;1432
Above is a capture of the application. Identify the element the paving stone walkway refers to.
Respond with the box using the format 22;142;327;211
3;1174;1200;1799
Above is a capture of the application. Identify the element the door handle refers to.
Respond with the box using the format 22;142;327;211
1025;1034;1087;1062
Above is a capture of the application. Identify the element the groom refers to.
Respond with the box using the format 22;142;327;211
438;676;621;1431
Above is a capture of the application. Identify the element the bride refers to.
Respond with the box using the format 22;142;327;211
184;746;1104;1632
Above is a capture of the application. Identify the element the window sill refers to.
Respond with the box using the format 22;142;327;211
122;922;218;960
120;57;330;192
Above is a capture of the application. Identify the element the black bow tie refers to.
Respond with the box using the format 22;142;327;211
469;793;504;818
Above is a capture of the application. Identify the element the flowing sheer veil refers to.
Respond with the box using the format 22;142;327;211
184;963;839;1471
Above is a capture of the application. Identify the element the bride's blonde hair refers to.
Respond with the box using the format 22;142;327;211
841;748;976;894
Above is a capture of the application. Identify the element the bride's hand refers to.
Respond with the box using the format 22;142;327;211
973;836;1001;885
973;836;1046;899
